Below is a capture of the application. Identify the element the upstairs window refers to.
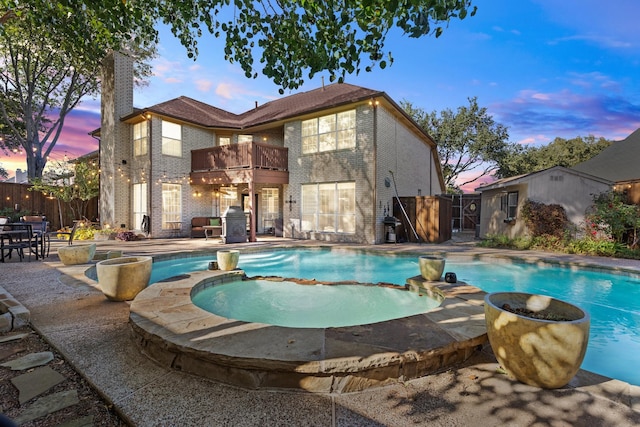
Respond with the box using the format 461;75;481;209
133;122;148;156
218;136;231;146
302;110;356;154
162;120;182;157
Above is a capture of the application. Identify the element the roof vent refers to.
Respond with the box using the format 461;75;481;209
255;101;258;109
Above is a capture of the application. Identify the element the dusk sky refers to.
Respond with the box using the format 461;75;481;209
2;0;639;191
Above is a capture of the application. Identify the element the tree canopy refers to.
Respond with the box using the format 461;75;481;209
29;158;99;225
494;135;612;179
0;2;154;178
403;97;511;193
2;0;476;93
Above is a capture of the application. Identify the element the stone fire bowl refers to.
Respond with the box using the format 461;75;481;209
484;292;590;389
96;256;152;301
57;244;97;266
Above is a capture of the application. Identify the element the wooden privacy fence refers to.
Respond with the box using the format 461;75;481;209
0;182;98;230
394;196;453;243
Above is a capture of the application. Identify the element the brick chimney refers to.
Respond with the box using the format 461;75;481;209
99;51;134;228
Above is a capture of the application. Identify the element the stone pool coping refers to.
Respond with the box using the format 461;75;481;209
129;269;488;393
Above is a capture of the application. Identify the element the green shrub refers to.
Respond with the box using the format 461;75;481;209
520;199;568;238
478;234;640;259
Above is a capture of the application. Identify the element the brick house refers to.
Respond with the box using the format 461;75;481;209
98;52;445;244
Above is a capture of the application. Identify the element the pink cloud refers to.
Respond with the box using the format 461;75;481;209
0;108;100;178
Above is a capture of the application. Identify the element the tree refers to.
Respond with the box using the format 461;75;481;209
2;0;476;93
586;190;640;248
29;158;100;227
0;5;154;179
495;136;612;179
403;97;511;193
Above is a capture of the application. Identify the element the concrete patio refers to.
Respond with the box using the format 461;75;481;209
1;236;640;426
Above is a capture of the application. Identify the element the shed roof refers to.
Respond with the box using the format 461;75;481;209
572;128;640;182
475;165;612;192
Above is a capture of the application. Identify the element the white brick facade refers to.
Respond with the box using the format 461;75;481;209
100;70;444;243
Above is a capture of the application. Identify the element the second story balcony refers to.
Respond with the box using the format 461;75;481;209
191;142;289;185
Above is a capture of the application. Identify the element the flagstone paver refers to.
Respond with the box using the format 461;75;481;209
13;389;79;424
1;351;54;370
10;366;66;404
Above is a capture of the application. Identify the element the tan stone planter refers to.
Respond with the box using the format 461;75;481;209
216;250;239;271
96;256;152;301
484;292;590;389
57;244;97;265
418;255;445;281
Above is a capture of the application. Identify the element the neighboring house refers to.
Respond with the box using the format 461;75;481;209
475;166;612;238
96;52;445;244
3;168;28;184
573;127;640;204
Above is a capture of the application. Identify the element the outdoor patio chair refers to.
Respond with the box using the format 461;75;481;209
52;221;79;246
22;219;51;258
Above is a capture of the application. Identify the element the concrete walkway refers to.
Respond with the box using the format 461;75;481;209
1;236;640;426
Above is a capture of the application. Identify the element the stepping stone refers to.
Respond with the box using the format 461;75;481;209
0;344;26;361
13;389;79;425
58;415;94;427
0;351;53;370
0;332;29;343
10;366;66;404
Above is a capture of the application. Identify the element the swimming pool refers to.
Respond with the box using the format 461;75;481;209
150;248;640;386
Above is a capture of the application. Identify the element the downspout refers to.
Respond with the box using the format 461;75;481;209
91;133;101;228
147;116;152;236
371;99;378;244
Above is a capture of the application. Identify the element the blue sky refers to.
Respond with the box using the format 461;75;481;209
2;0;639;190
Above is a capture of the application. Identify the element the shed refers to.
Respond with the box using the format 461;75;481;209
475;166;612;239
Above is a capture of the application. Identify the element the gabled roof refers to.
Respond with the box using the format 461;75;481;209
237;83;382;127
122;83;383;129
572;128;640;182
475;165;612;192
146;97;241;128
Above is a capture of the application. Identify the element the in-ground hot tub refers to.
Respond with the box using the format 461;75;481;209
129;269;487;393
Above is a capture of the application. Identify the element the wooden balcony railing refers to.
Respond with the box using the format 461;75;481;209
191;142;288;172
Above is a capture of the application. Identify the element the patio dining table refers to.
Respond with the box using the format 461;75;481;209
0;223;46;262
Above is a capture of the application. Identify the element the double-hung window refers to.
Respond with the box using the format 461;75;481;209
133;122;148;156
220;186;239;215
302;110;356;154
301;182;355;233
162;120;182;157
501;191;519;220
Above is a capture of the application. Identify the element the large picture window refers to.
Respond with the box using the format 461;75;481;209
162;184;181;228
132;183;147;231
302;110;356;154
133;122;148;156
162;120;182;157
301;182;355;233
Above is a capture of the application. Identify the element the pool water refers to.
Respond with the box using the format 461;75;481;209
192;280;441;328
150;249;640;386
